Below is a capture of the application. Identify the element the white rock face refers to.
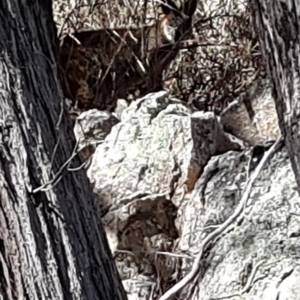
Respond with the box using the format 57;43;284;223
221;79;280;146
75;88;300;300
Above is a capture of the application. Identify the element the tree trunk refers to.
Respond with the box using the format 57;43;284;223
250;0;300;191
0;1;127;299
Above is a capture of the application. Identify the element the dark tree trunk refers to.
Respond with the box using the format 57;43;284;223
250;0;300;191
0;1;127;299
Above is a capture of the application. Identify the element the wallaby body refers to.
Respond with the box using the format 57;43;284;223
59;0;197;110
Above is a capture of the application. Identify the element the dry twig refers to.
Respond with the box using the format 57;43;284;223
159;136;283;300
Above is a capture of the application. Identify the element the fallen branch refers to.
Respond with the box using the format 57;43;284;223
159;136;283;300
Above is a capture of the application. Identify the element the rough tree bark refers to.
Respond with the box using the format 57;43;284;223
0;1;127;299
250;0;300;191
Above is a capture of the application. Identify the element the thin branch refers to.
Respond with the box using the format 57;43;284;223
159;136;283;300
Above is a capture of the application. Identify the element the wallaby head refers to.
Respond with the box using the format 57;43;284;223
59;0;197;111
159;0;197;43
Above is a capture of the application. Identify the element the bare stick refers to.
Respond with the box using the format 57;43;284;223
159;136;282;300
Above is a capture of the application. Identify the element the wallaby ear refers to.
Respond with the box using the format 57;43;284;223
174;0;197;41
181;0;197;17
161;0;181;17
161;3;171;15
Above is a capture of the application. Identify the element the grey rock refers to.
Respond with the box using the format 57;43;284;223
75;85;295;300
221;79;280;146
74;109;119;161
84;91;244;299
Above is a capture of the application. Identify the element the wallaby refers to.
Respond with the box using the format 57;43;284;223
59;0;197;111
